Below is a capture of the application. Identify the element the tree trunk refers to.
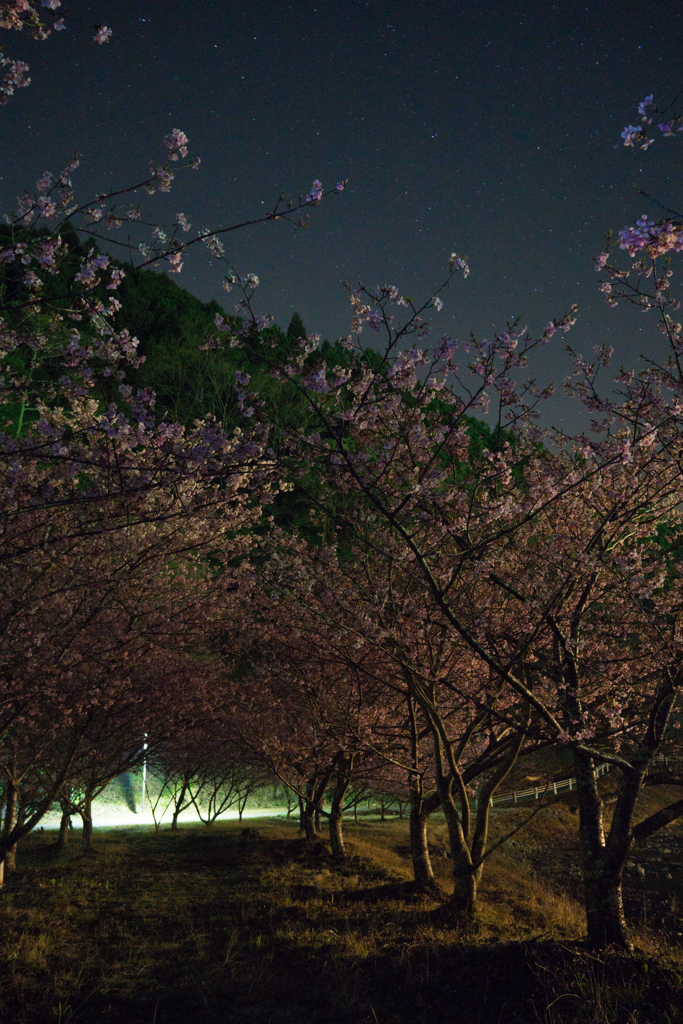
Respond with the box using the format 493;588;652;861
2;781;18;875
171;780;188;830
303;805;318;841
56;809;71;850
328;809;345;860
437;783;477;922
431;744;478;926
4;841;17;873
302;775;319;840
574;749;644;950
328;754;354;862
405;693;440;890
80;791;94;852
3;780;17;836
409;788;440;890
409;808;434;888
584;871;630;948
449;858;478;921
302;769;331;842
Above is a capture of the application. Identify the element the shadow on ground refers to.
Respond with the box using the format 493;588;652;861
1;823;681;1024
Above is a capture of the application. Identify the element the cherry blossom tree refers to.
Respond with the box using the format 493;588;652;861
280;360;683;947
206;245;683;947
0;458;261;876
6;2;683;959
236;640;386;859
255;523;552;907
0;4;346;876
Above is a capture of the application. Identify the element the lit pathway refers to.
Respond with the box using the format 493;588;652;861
39;803;288;831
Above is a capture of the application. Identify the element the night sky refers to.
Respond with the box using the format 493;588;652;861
1;0;682;429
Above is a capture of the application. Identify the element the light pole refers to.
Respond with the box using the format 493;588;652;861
141;733;148;813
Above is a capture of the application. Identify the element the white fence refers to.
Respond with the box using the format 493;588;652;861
488;752;681;808
488;761;612;807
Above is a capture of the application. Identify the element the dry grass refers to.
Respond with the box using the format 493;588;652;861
0;809;680;1023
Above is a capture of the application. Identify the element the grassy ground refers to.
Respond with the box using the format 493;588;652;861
1;804;683;1024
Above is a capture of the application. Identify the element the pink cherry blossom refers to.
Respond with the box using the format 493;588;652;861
637;93;654;116
305;179;323;204
163;128;189;161
166;252;183;273
93;25;112;45
621;124;641;146
0;54;30;104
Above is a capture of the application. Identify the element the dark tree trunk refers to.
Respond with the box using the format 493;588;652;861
328;754;354;862
433;770;477;922
56;809;71;850
3;780;17;836
302;769;331;843
4;841;17;873
574;750;643;950
171;780;188;830
80;791;94;852
443;802;478;921
302;776;319;840
328;809;345;860
409;809;434;887
3;781;18;875
409;784;440;891
584;872;630;948
303;805;318;841
427;728;479;925
406;693;439;890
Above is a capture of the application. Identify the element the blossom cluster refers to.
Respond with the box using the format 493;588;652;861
0;2;110;107
618;215;683;259
448;252;470;277
163;128;189;161
93;25;112;45
621;94;683;150
0;0;63;38
305;179;345;204
0;51;29;104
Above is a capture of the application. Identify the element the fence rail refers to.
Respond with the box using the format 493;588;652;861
487;753;683;808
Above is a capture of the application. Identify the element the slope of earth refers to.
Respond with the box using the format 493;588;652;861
2;805;682;1024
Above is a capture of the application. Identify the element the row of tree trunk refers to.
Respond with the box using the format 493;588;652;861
294;752;683;951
